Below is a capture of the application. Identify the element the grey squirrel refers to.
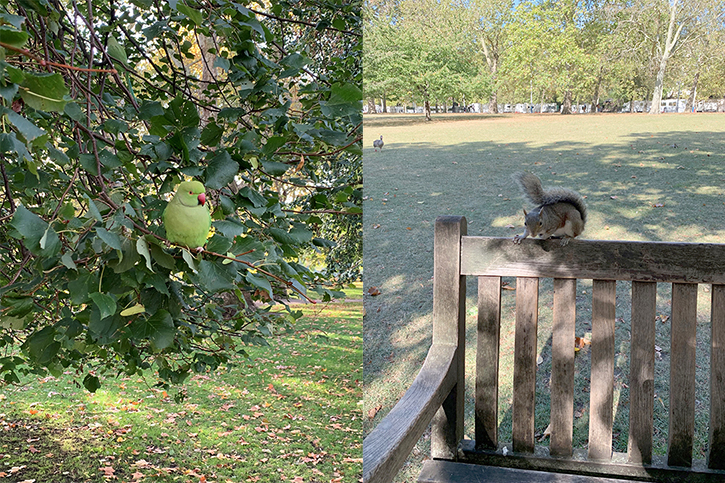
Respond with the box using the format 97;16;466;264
512;172;587;246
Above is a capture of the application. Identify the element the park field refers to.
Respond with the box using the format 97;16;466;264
362;112;725;482
0;302;362;483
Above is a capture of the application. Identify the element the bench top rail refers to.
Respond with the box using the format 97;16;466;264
461;236;725;284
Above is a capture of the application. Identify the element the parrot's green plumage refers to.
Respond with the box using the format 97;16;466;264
162;180;211;249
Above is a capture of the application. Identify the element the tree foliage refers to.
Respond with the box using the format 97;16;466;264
0;0;361;390
366;0;725;112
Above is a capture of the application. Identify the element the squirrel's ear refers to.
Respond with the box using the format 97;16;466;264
523;208;528;216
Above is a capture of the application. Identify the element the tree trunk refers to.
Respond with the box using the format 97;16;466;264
198;33;217;126
561;91;573;114
649;0;684;114
650;57;667;115
686;71;699;112
425;99;431;121
482;35;499;114
592;67;603;113
367;98;377;114
382;94;387;113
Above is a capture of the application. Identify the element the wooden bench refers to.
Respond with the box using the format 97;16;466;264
363;216;725;483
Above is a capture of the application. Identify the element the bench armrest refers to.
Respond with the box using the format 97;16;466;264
363;343;458;483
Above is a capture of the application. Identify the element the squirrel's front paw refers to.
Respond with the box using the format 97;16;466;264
513;235;524;244
559;237;571;247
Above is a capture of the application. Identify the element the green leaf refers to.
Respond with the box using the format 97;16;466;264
213;219;245;238
261;136;286;156
63;102;84;121
83;373;101;393
131;309;175;350
0;83;18;102
0;25;28;48
260;160;289;176
200;121;224;146
120;303;145;317
204;150;238;190
181;249;198;274
89;292;116;320
0;13;26;30
269;227;295;245
246;272;273;300
83;194;103;221
194;259;235;292
0;132;31;163
136;237;154;272
24;326;59;366
10;205;61;257
330;82;362;103
113;238;140;273
96;227;123;252
206;234;233;254
20;72;68;112
79;153;98;176
149;243;176;270
176;3;203;26
60;252;77;270
2;295;34;318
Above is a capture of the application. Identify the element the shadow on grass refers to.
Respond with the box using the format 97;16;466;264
363;115;725;479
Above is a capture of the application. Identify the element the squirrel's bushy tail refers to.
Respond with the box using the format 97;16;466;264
512;171;587;223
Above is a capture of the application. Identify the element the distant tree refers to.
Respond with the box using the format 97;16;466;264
465;0;514;113
502;0;596;113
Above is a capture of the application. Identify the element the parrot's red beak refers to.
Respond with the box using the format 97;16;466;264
198;193;206;206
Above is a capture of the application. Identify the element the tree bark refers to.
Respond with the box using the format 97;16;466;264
382;94;387;113
367;98;377;114
425;99;431;121
649;0;684;115
561;91;573;114
198;33;218;126
482;35;499;114
686;71;699;112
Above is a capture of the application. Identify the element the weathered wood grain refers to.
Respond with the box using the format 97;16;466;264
431;216;467;460
461;441;725;482
513;277;538;453
710;284;725;470
419;459;640;483
668;283;698;468
362;344;457;483
476;276;501;450
460;237;725;284
550;278;576;457
589;280;616;462
628;281;657;465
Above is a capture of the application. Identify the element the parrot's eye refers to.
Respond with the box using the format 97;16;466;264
189;191;193;195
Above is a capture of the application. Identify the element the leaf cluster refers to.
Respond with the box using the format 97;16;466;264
0;0;361;389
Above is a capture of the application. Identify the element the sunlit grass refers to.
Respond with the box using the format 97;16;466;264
0;302;361;482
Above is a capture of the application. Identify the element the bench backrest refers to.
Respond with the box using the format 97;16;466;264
434;216;725;478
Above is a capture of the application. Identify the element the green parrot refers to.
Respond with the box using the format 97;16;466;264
162;180;211;250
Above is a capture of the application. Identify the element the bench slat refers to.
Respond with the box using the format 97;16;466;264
668;283;698;468
476;276;501;450
589;280;616;461
513;277;538;453
551;278;577;457
709;284;725;469
628;281;657;464
460;237;725;284
419;459;643;483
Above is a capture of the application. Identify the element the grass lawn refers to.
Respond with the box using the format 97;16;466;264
0;302;362;483
362;112;725;481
